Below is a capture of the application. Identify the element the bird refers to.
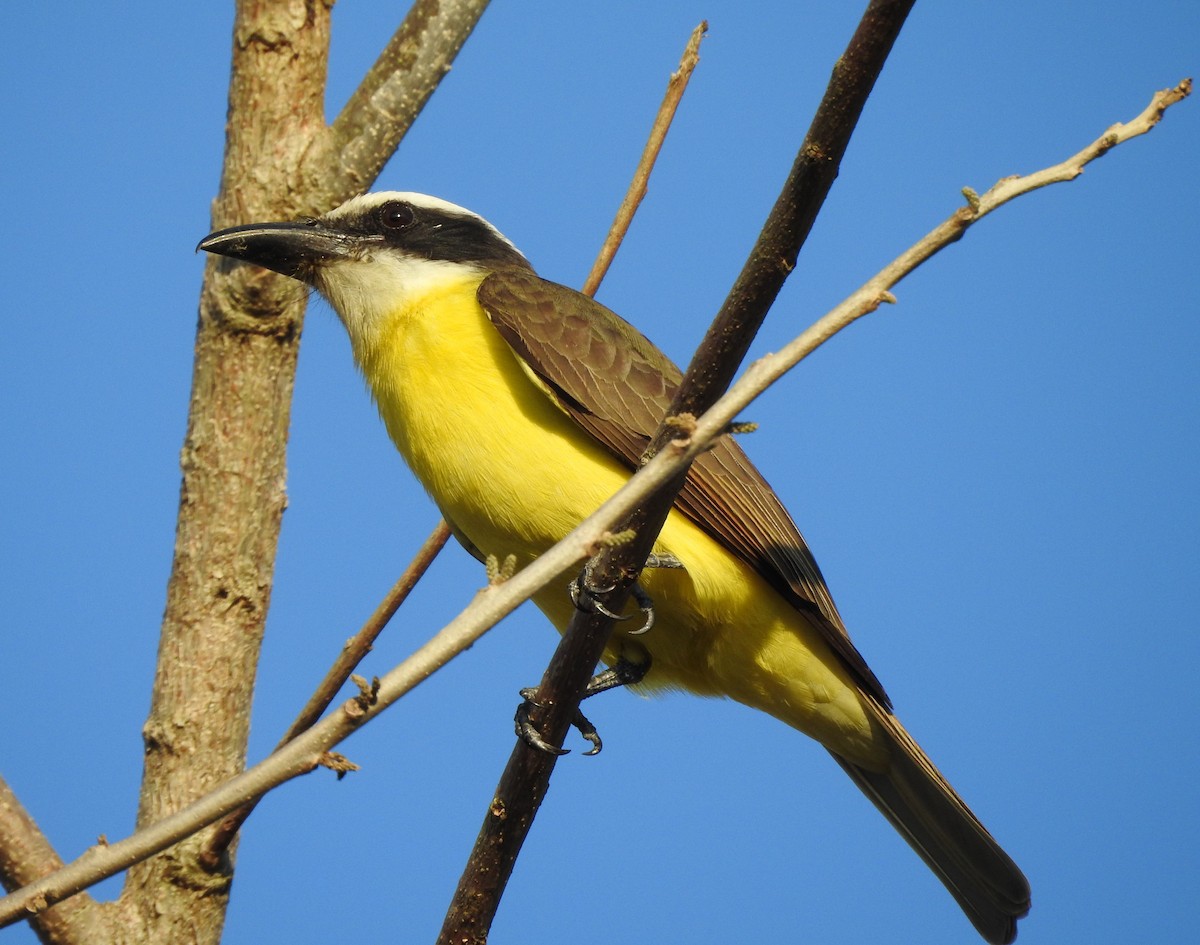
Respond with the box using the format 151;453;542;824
199;191;1031;942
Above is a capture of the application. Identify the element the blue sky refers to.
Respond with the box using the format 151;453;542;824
2;3;1196;944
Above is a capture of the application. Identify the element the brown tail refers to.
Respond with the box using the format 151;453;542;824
831;701;1031;943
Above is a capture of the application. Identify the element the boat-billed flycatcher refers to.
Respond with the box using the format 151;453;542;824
199;192;1030;942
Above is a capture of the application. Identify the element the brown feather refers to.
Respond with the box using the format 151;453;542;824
832;700;1031;944
478;267;889;706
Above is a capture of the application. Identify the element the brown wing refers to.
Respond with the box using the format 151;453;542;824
478;267;889;707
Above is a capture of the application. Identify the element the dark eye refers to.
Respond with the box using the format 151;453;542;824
378;201;416;231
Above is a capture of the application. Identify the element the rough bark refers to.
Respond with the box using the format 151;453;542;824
118;3;334;942
113;2;491;943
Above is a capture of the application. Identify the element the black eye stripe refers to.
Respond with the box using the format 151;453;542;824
328;199;530;270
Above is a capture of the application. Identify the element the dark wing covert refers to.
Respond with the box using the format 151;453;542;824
478;268;889;707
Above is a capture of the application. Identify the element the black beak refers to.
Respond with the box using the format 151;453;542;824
197;221;356;280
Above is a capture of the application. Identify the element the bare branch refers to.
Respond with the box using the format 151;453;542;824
728;78;1192;434
580;21;708;297
0;778;64;891
280;520;453;747
972;78;1193;212
0;76;1185;932
321;0;492;202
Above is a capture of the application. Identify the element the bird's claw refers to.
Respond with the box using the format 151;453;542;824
569;551;684;634
627;583;655;635
513;656;650;756
623;551;684;634
568;576;629;621
515;687;603;756
582;655;652;698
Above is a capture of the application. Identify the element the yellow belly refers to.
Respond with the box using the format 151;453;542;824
354;278;883;766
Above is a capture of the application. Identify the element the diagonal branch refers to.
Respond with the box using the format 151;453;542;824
0;73;1185;934
437;2;916;942
673;4;909;409
580;21;708;297
320;0;493;203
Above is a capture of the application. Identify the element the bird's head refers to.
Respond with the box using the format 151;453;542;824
198;192;530;342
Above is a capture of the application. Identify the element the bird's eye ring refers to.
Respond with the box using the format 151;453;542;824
379;202;416;231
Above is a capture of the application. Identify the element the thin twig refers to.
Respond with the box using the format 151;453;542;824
580;21;708;297
0;77;1186;930
437;4;917;942
284;521;453;740
197;519;453;869
732;76;1192;441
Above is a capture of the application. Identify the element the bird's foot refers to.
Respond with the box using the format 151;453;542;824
568;553;684;635
582;653;651;699
515;688;602;756
515;655;652;757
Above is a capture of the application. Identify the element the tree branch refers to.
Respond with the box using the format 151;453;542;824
0;73;1185;934
122;2;337;940
580;21;708;297
319;0;493;202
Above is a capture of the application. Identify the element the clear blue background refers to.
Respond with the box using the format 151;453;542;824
2;3;1196;943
